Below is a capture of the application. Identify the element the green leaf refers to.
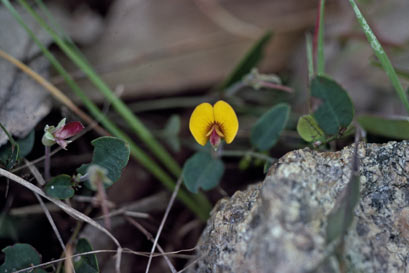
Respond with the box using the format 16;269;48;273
349;0;409;114
297;114;325;143
0;243;46;273
220;31;273;90
0;215;18;241
358;115;409;139
90;137;130;182
263;161;273;174
74;238;99;273
183;152;224;193
163;115;181;136
77;137;130;189
17;130;35;158
250;103;290;151
44;174;74;199
163;115;181;152
0;123;19;169
238;155;252;171
0;130;35;169
311;76;354;135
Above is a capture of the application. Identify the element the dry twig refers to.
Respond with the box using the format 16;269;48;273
126;216;177;273
144;176;184;273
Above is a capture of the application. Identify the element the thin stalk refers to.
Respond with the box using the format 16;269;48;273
145;175;184;273
126;216;177;273
96;179;111;230
44;146;50;181
35;0;88;63
18;0;181;177
306;33;314;81
314;0;325;75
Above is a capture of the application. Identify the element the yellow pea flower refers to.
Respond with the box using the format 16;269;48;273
189;100;239;148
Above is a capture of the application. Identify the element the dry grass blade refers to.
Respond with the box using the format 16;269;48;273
64;244;74;273
25;159;69;265
176;256;202;273
12;248;197;273
126;216;177;273
33;193;66;251
145;176;184;273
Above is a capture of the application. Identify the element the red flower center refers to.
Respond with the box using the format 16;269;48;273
206;124;224;148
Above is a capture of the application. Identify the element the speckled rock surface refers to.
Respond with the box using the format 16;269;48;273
189;141;409;273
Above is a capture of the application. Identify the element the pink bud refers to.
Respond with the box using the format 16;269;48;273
54;122;84;140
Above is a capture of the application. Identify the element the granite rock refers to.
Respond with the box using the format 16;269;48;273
190;141;409;273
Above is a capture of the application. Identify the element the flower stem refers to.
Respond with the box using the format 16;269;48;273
44;146;51;181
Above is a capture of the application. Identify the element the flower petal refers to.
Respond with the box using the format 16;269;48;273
213;100;239;144
56;118;67;129
54;121;84;139
189;103;214;146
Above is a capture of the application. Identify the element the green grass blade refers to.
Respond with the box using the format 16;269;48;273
219;31;273;90
316;0;325;75
2;0;211;220
306;33;314;80
371;60;409;81
18;0;181;177
349;0;409;114
34;0;91;66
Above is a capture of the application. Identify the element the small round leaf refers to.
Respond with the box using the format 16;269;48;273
296;114;325;143
45;174;74;199
311;76;354;135
88;137;130;183
250;103;290;151
0;243;46;273
74;238;99;273
77;137;130;190
183;152;224;193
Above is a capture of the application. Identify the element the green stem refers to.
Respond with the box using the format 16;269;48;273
306;33;314;81
44;146;50;181
317;0;325;75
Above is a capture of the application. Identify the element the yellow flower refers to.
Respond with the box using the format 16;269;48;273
189;100;239;148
